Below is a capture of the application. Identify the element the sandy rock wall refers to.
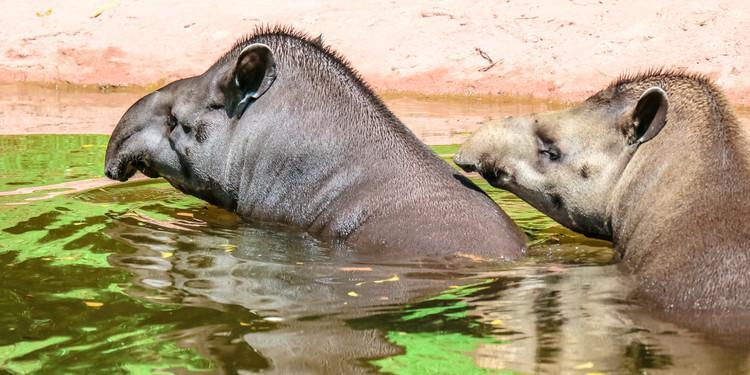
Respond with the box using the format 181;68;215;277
2;1;748;103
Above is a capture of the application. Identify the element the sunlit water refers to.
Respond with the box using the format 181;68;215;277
1;87;749;374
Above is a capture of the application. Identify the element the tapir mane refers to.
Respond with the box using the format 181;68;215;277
589;68;745;145
212;25;389;111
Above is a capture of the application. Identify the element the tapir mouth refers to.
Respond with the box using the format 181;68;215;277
105;157;160;182
479;166;514;189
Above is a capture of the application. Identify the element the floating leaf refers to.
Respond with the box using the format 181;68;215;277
574;362;595;370
161;252;173;258
374;275;400;284
338;267;372;272
220;244;236;252
347;291;359;297
84;301;104;308
263;317;283;322
176;212;194;218
490;319;503;326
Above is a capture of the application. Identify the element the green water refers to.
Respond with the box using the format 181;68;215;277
1;135;747;374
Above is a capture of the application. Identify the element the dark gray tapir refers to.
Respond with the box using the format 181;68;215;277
105;27;525;261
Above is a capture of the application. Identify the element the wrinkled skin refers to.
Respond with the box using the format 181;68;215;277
454;85;671;240
105;28;526;261
454;71;750;319
105;66;250;209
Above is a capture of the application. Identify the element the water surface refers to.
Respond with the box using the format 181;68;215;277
1;88;749;374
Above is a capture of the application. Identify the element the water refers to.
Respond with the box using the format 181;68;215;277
1;86;749;374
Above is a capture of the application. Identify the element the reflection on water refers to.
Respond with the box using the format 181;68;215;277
1;88;750;373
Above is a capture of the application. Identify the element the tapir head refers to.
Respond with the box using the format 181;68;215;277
454;85;669;239
105;44;277;204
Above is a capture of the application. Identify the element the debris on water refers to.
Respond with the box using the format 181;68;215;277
339;267;373;271
84;301;104;308
161;252;173;258
574;362;595;370
220;244;237;252
374;275;400;284
263;317;284;323
490;319;503;326
176;212;194;218
347;291;359;297
239;321;252;327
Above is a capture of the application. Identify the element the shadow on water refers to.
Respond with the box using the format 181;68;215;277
2;99;750;372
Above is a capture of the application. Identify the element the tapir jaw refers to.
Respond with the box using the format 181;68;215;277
104;125;164;182
104;159;137;182
104;138;140;182
104;156;161;182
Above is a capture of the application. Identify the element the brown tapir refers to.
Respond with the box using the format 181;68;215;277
104;26;525;261
454;70;750;315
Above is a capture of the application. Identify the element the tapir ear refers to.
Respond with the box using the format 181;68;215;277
222;43;277;118
629;86;668;145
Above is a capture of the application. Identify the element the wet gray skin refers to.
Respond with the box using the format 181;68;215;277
104;27;525;261
454;70;750;327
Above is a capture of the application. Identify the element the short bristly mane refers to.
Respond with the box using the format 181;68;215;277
603;68;749;171
607;67;715;91
602;68;744;136
213;25;391;113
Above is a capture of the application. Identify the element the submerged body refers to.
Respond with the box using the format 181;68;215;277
455;70;750;314
104;27;525;260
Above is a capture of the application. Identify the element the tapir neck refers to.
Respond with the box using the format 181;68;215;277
608;93;750;310
217;50;440;238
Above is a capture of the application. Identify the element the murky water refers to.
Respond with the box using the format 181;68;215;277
1;87;749;374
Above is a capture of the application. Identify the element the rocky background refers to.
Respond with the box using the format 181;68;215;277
2;1;748;104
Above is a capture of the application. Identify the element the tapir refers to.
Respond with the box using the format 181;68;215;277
105;26;525;261
455;70;750;314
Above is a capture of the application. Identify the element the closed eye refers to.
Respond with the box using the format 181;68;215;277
167;113;177;130
208;103;224;111
540;147;560;161
536;135;561;161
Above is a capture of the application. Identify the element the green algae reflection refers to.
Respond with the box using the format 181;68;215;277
0;135;272;373
0;135;611;373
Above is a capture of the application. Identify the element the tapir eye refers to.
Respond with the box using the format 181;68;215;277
541;145;561;161
181;124;192;134
536;135;561;162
